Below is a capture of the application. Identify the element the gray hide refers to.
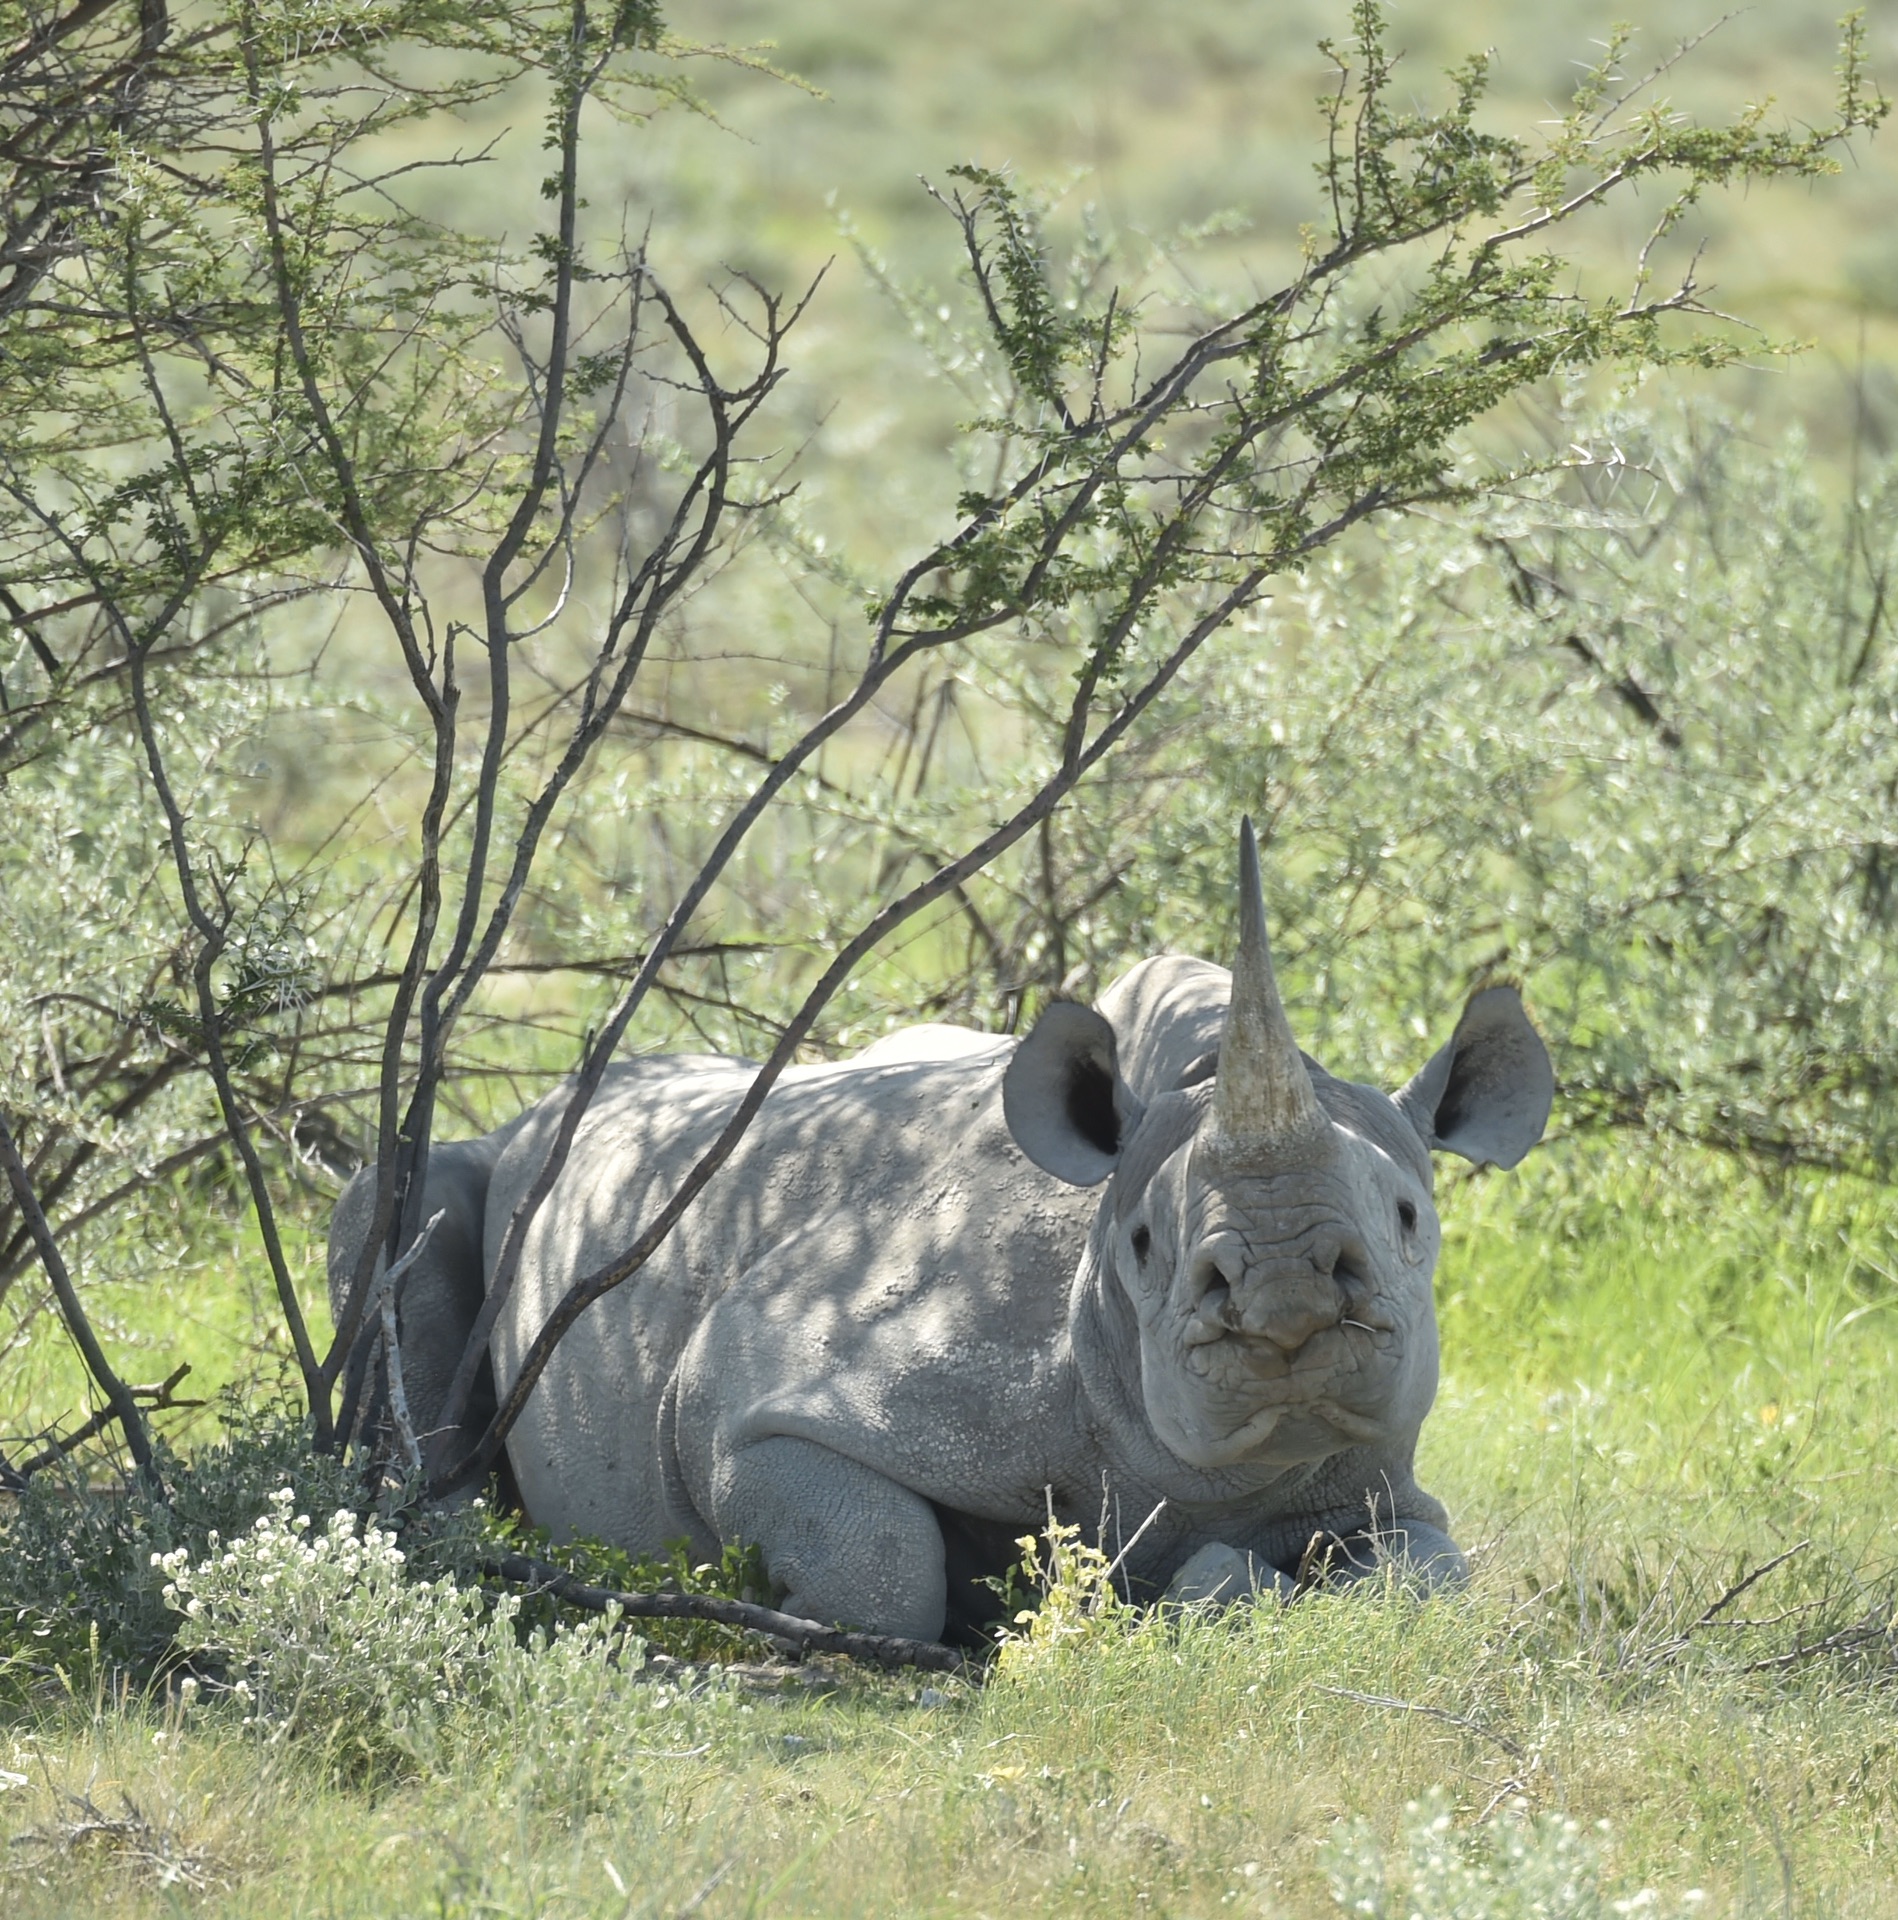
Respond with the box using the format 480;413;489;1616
327;1128;521;1474
329;824;1553;1641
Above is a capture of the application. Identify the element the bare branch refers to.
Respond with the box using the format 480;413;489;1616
0;1111;162;1485
376;1209;445;1478
482;1549;976;1676
1316;1686;1528;1763
9;1363;202;1480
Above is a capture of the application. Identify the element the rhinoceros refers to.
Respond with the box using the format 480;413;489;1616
330;823;1552;1641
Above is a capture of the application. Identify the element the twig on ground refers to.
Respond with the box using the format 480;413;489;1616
482;1549;980;1677
1314;1685;1527;1762
8;1789;219;1891
1638;1538;1814;1669
1741;1605;1894;1674
1102;1498;1168;1595
674;1859;734;1916
1694;1539;1813;1628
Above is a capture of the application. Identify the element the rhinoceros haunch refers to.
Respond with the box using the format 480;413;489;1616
330;822;1552;1642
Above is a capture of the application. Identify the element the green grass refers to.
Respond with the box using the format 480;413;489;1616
3;1141;1896;1916
345;0;1898;610
0;1197;333;1456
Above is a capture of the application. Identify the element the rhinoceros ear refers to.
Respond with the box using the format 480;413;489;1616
1003;1000;1146;1187
1395;985;1553;1170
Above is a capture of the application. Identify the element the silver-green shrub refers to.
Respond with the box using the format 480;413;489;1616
159;1487;731;1802
1027;394;1898;1176
1323;1786;1705;1919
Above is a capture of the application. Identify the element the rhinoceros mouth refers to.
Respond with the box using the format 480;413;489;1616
1180;1302;1394;1360
1134;1278;1402;1468
1146;1372;1392;1470
1171;1319;1398;1449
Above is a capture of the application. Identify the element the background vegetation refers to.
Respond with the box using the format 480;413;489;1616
1;0;1897;1911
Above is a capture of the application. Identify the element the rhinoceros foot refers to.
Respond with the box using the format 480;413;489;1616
1162;1542;1298;1606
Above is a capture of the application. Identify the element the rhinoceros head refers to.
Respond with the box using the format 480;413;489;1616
1003;820;1552;1475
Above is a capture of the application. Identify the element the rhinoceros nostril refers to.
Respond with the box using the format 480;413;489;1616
1191;1249;1227;1296
1189;1250;1241;1330
1330;1237;1372;1295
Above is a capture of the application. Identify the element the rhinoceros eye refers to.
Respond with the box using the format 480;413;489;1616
1397;1198;1418;1236
1131;1224;1152;1264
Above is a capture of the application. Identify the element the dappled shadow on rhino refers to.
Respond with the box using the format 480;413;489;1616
329;822;1552;1643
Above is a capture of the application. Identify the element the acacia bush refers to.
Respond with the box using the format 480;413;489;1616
1036;394;1898;1175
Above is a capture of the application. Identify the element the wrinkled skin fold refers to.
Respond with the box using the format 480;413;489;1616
330;824;1553;1641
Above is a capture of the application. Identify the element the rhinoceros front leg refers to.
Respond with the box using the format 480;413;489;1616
1162;1543;1299;1606
1319;1518;1468;1591
1162;1519;1467;1606
707;1436;949;1642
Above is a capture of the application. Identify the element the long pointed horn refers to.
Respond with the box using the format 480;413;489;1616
1211;818;1324;1147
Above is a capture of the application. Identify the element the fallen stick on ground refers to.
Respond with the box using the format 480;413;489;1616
482;1549;981;1677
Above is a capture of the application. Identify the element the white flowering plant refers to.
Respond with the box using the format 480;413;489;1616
1323;1786;1707;1920
157;1487;731;1798
158;1490;501;1750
